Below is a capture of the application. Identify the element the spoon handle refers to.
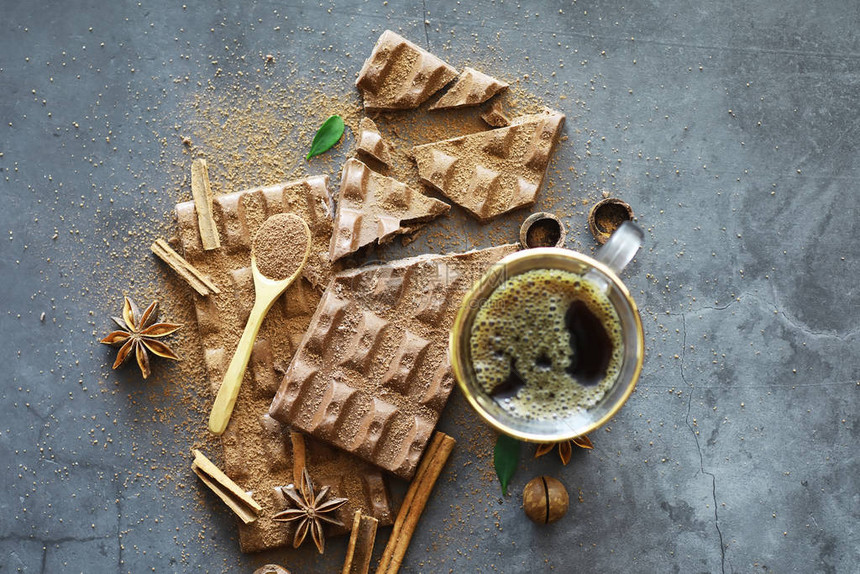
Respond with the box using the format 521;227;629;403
208;296;270;435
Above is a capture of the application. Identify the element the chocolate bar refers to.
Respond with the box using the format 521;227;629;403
176;177;393;552
269;244;518;480
356;117;393;166
412;110;565;221
356;30;458;111
429;67;509;111
329;158;450;262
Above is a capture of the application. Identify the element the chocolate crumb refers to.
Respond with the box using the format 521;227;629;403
480;101;511;127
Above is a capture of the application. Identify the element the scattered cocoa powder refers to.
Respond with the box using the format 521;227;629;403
15;12;609;571
181;75;565;259
253;213;309;280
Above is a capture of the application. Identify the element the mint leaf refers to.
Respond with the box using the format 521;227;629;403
494;434;521;495
306;115;345;160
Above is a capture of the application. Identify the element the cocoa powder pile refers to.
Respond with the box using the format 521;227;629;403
253;213;308;280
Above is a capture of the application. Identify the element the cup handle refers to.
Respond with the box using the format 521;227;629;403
587;221;644;291
596;221;644;274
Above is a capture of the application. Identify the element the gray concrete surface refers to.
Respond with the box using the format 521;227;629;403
2;1;858;573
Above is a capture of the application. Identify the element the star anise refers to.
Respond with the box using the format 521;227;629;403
535;435;594;465
100;297;181;379
273;467;348;554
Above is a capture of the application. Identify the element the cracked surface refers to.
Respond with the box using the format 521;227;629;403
681;312;726;574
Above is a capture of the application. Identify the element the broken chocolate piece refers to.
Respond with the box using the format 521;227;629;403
356;30;458;111
330;158;450;262
429;67;509;111
356;117;393;166
412;110;565;221
269;244;518;480
175;178;393;553
480;101;511;128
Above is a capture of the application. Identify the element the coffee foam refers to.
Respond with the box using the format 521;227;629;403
470;268;624;421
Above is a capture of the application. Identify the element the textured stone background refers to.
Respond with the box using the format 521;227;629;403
1;1;858;573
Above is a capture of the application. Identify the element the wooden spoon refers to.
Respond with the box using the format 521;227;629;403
208;213;311;435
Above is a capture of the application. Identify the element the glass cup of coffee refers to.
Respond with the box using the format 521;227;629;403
450;222;645;442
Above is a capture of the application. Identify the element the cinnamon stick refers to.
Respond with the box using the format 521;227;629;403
376;432;455;574
191;449;261;524
191;159;221;250
342;510;379;574
290;431;307;485
151;238;220;296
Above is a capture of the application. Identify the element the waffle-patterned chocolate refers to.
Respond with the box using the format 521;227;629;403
356;30;458;111
269;244;518;480
412;110;565;221
176;177;392;552
356;117;393;166
429;67;509;111
329;158;450;262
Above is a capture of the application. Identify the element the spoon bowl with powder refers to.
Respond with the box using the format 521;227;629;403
208;213;312;435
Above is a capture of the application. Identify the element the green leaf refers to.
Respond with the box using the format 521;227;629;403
493;434;521;496
306;115;345;160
